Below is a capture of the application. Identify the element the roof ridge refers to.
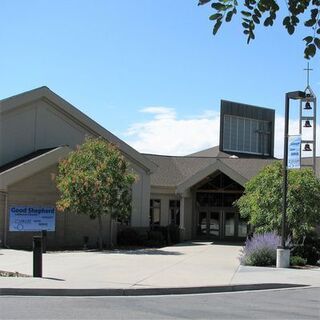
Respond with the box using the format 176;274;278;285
0;86;49;103
143;153;279;160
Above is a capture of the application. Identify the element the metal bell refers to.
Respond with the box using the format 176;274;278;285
304;120;312;128
303;144;312;151
304;101;312;110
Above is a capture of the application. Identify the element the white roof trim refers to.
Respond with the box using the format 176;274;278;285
176;159;248;194
0;146;71;189
0;87;157;173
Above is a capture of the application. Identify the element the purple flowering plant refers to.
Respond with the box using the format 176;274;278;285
240;232;281;266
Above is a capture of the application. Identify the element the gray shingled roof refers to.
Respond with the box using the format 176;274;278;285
144;149;320;188
188;146;231;158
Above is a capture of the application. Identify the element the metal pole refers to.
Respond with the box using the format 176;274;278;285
33;236;43;277
41;230;47;253
313;97;317;173
282;94;290;249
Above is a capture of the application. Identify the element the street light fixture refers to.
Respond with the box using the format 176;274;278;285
278;87;317;268
278;91;306;268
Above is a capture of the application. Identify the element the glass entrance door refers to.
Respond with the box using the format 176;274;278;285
198;211;207;236
224;211;236;237
209;211;220;237
197;209;221;238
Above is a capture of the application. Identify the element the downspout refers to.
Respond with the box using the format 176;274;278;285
0;190;8;248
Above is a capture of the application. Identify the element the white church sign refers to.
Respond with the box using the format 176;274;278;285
287;135;301;169
9;206;56;232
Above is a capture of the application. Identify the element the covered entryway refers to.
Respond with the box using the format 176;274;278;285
197;208;247;240
195;171;248;241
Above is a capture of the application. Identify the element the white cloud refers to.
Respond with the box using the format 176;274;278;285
140;107;176;120
124;107;220;155
124;107;319;158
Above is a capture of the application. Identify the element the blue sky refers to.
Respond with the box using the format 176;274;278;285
0;1;318;156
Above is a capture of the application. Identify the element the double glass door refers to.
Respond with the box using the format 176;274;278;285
197;208;247;239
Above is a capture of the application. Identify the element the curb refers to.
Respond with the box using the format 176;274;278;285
0;283;309;296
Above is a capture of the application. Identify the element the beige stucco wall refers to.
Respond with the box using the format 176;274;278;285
150;193;170;226
130;163;150;228
0;100;88;166
151;190;193;240
149;191;193;241
4;165;117;249
183;197;193;240
0;98;151;238
0;192;6;247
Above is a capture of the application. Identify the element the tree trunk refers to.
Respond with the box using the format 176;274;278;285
98;215;103;251
109;217;113;249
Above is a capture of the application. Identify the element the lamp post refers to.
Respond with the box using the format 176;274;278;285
277;91;306;268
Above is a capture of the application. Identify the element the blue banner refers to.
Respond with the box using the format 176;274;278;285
9;206;56;232
288;135;301;169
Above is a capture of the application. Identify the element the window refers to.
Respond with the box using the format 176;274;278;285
238;217;248;237
169;200;180;225
223;115;271;155
150;199;161;226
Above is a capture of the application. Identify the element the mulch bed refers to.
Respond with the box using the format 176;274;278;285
0;270;30;277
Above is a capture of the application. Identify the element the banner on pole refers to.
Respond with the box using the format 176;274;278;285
288;135;301;169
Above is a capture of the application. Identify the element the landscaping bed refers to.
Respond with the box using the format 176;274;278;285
0;270;30;277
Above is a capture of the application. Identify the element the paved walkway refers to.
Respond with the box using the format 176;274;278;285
0;242;319;295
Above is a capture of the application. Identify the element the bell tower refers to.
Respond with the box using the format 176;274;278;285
300;63;317;172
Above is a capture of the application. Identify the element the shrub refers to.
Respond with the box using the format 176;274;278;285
240;232;281;267
168;224;180;244
142;230;166;247
290;256;307;266
291;232;320;265
149;230;164;241
117;228;141;246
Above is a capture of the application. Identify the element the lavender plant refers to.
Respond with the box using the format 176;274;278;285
240;232;281;266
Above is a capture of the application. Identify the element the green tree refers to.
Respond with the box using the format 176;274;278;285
56;137;136;250
198;0;320;59
235;161;320;241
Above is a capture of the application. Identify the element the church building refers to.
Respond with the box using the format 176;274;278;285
0;87;315;249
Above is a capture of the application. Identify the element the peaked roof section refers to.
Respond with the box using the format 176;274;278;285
144;153;275;191
0;87;157;173
188;146;231;158
0;146;71;189
0;148;56;173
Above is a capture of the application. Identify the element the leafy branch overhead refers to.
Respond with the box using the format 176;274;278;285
198;0;320;59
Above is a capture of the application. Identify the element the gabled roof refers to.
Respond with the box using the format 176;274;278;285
0;146;71;189
0;86;157;173
0;148;56;173
145;149;320;193
188;146;231;158
144;153;275;191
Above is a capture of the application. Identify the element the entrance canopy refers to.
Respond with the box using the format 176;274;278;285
176;159;247;194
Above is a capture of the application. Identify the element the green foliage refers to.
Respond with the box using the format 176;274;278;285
235;161;320;242
56;137;135;219
292;231;320;265
290;255;307;266
198;0;320;59
56;137;136;249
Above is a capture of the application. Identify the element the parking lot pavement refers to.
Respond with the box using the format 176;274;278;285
0;242;241;289
1;242;319;295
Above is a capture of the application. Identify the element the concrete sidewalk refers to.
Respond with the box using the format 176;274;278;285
0;242;319;295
